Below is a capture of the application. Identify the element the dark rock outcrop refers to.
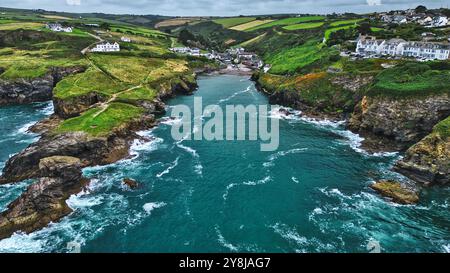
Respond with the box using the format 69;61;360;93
370;180;419;205
0;156;89;240
0;114;157;185
349;94;450;151
0;67;203;239
122;178;140;190
54;91;107;118
394;133;449;186
0;66;86;106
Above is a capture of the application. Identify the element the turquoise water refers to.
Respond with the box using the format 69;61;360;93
0;75;449;253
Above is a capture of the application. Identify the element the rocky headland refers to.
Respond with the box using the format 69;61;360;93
0;66;86;106
0;67;203;239
252;69;449;203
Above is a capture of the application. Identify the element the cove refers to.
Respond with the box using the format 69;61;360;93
0;75;449;253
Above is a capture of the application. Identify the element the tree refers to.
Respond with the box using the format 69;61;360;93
415;5;427;14
357;22;372;35
442;8;450;17
100;22;110;30
179;29;196;45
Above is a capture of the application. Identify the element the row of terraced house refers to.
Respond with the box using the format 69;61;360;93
356;35;450;61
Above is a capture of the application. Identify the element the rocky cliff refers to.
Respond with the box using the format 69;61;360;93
0;66;86;106
255;72;449;186
0;70;200;238
394;128;449;186
0;156;89;240
348;94;450;152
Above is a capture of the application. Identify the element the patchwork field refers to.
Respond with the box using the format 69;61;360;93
155;18;202;28
213;17;256;28
239;33;267;47
0;22;44;30
329;18;364;27
283;22;325;31
230;19;274;31
246;16;325;31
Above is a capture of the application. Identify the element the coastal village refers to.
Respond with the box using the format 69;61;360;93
170;46;264;72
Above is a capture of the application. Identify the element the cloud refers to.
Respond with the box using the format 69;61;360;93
0;0;448;16
66;0;81;6
367;0;382;6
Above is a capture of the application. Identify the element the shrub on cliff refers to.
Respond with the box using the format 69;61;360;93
368;62;450;98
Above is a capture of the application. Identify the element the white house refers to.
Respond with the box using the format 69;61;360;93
46;23;73;33
356;36;385;56
379;38;406;56
356;35;450;61
170;47;201;56
403;42;450;60
90;42;120;52
121;36;131;42
431;16;449;27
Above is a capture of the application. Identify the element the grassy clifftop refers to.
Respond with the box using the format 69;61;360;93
368;62;450;98
0;17;213;137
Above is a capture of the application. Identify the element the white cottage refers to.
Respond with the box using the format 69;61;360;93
46;23;73;33
356;35;450;60
90;42;120;52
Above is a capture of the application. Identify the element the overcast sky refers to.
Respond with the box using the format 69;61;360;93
1;0;449;16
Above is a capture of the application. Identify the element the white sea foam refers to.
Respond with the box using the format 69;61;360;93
156;157;180;178
291;177;300;184
143;202;167;214
176;142;199;158
218;85;252;104
17;122;36;135
129;130;162;158
216;226;238;252
194;164;203;176
243;176;272;186
40;101;54;116
160;117;182;126
0;232;46;253
66;193;104;209
263;148;308;167
223;183;237;200
271;223;308;247
268;106;302;120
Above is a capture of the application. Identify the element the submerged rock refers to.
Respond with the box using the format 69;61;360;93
0;156;89;240
122;178;140;190
370;180;419;205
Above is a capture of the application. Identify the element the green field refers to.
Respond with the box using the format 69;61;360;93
371;27;383;32
55;102;144;137
265;40;338;75
329;19;364;27
283;22;325;31
213;17;256;28
247;16;325;31
324;24;358;40
368;62;450;98
0;31;93;80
